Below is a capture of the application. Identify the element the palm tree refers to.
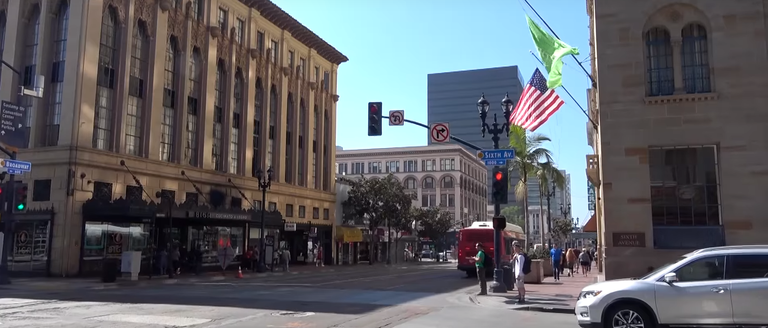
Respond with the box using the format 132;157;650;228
534;161;566;247
508;126;556;250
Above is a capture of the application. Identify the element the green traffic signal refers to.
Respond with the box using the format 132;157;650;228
16;203;25;210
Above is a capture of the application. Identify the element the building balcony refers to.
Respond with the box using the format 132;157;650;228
586;154;600;186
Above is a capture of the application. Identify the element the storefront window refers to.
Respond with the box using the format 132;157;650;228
188;226;245;266
7;220;50;272
82;222;151;274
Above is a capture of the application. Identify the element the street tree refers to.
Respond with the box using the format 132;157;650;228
341;174;413;264
414;207;454;251
508;125;556;249
550;217;574;244
378;174;416;263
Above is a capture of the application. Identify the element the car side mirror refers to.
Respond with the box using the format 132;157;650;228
663;272;678;284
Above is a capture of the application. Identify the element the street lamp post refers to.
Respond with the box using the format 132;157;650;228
477;92;514;294
545;181;556;248
560;203;571;247
255;167;273;273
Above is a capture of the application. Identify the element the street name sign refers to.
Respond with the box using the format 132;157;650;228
483;159;507;166
5;169;22;175
0;159;31;172
477;149;516;161
0;101;27;149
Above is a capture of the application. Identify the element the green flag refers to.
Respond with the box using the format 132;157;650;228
526;14;579;89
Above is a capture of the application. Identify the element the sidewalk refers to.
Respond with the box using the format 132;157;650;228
0;261;448;292
468;268;602;314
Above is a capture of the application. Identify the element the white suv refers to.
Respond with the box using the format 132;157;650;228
575;245;768;328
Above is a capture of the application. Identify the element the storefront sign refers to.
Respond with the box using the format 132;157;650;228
336;226;363;243
612;232;646;248
106;232;123;257
285;222;297;231
187;211;250;221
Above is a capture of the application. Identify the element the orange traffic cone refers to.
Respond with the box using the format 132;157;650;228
236;266;243;279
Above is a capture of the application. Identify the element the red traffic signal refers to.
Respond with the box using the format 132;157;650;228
494;171;503;181
369;104;378;113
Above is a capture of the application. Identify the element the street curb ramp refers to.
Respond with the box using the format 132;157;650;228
512;305;574;314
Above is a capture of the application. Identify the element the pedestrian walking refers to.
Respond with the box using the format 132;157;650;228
159;247;168;276
566;248;576;277
281;248;291;272
512;242;527;304
550;244;563;281
473;243;488;296
579;248;591;277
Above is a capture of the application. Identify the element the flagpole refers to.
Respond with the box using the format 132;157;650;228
530;51;598;130
523;0;596;88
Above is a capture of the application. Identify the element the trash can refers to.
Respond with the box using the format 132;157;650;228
502;265;515;291
101;259;119;283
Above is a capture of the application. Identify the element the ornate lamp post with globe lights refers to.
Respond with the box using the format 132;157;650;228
477;92;515;293
255;167;274;273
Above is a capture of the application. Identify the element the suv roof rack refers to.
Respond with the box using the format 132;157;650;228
692;245;768;254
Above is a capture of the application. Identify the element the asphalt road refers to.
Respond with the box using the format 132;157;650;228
0;263;577;328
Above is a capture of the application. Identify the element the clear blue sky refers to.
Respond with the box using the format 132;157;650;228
273;0;594;224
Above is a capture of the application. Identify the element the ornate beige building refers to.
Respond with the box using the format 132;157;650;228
586;0;768;279
336;144;488;228
0;0;346;276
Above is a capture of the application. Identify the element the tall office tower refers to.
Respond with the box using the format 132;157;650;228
427;66;525;211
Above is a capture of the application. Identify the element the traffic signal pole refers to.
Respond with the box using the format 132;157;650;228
0;149;17;285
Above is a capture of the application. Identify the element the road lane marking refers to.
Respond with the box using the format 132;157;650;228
88;314;211;326
385;284;405;290
315;270;431;286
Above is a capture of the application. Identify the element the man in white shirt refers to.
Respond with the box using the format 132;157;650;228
512;242;526;304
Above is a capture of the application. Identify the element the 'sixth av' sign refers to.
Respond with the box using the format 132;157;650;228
612;232;646;248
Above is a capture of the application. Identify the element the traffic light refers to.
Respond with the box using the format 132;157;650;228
492;216;507;231
13;182;28;213
368;102;382;136
491;167;508;204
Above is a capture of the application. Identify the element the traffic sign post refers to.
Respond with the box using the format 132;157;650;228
0;101;27;149
429;123;450;143
388;110;404;126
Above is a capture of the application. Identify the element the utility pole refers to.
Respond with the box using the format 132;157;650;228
546;181;555;248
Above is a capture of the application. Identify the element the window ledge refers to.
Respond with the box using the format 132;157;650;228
644;92;719;105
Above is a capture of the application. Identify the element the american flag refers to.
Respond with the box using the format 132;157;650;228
509;68;564;131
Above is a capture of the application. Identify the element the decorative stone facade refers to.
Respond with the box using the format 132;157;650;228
587;0;768;279
0;0;347;276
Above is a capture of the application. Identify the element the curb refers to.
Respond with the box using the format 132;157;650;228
512;305;574;314
4;264;433;292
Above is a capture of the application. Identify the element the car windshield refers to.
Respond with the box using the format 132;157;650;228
639;257;686;280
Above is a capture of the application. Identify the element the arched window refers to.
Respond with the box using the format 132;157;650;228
212;60;226;171
21;5;40;139
645;27;674;96
269;86;278;171
323;109;330;190
186;48;202;166
161;36;179;162
0;12;6;84
298;99;307;186
93;6;119;150
422;177;435;189
45;1;69;146
313;105;320;189
231;69;244;174
126;21;150;156
441;176;454;188
404;178;417;189
284;93;294;183
252;78;263;176
681;24;711;94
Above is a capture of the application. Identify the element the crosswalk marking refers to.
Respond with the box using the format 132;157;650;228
88;314;211;327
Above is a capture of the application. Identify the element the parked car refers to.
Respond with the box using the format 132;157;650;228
421;249;433;259
575;245;768;328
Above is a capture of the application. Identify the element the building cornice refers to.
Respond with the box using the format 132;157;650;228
337;146;482;164
241;0;348;64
